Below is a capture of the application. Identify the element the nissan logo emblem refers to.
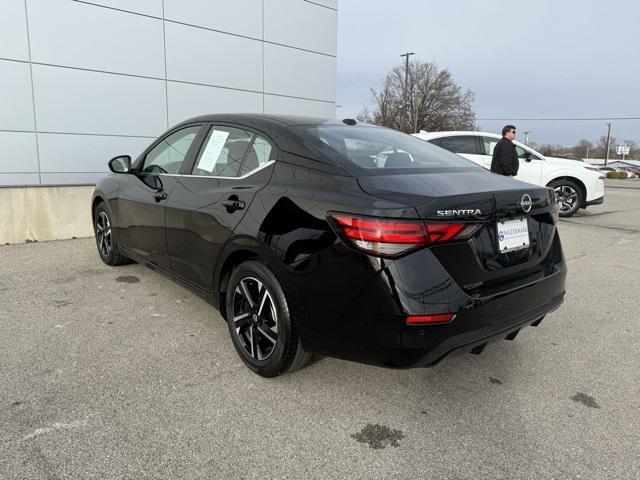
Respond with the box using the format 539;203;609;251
520;193;533;213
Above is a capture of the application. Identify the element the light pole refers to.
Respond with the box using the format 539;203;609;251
604;122;612;166
523;131;530;145
400;52;415;132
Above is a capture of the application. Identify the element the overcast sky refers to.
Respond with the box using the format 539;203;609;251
336;0;640;149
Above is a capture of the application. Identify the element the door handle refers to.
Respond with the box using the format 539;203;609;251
153;189;167;202
221;199;245;213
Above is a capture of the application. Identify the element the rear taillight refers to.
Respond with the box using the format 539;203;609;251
328;213;480;258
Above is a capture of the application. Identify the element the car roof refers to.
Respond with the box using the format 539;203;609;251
413;131;499;140
175;113;338;129
170;114;371;176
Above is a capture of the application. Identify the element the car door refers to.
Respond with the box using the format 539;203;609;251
479;136;543;184
430;135;487;167
513;143;543;185
115;124;204;269
164;124;276;291
479;136;500;170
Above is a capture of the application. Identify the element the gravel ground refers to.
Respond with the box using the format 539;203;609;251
0;187;638;480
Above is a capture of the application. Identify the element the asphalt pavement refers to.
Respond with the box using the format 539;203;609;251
1;186;639;479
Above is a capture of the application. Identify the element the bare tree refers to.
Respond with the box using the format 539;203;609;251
574;139;594;158
359;60;476;134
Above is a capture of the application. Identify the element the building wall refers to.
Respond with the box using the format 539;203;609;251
0;0;338;188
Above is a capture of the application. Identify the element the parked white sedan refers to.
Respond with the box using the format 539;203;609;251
413;131;605;217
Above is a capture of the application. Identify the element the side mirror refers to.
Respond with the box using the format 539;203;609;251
108;155;131;173
523;152;534;162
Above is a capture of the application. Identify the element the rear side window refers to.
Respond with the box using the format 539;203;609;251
240;135;274;175
482;136;500;155
436;135;480;155
292;125;479;172
192;126;253;178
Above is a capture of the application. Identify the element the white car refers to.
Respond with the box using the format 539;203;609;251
412;131;605;217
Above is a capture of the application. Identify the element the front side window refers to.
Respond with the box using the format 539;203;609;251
515;145;542;160
436;135;480;155
292;125;479;172
143;126;201;174
192;126;254;178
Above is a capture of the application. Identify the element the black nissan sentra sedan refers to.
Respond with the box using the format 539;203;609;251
92;114;566;377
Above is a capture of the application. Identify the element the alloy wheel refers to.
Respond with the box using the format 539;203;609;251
95;211;112;257
554;185;578;213
232;277;278;360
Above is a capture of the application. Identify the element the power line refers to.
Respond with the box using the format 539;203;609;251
477;116;640;121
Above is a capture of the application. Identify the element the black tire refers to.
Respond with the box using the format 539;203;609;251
548;179;583;217
225;260;311;377
93;202;131;266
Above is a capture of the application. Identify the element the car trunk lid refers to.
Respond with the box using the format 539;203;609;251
357;170;558;292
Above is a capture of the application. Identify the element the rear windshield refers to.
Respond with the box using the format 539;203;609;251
292;124;480;173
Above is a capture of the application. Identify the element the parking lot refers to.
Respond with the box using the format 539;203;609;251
1;184;638;480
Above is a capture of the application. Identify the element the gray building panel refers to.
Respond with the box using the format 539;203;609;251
163;0;263;39
37;133;152;173
0;173;40;186
264;44;337;101
83;0;164;17
167;82;263;127
0;60;35;131
0;0;30;62
265;0;338;56
32;65;167;137
264;94;335;118
0;0;337;187
40;172;113;185
0;132;39;173
305;0;338;9
27;0;166;78
164;22;263;91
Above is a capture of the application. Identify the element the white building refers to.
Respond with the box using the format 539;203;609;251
0;0;338;243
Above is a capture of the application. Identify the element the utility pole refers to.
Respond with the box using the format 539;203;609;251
604;122;612;166
523;131;530;145
400;52;415;132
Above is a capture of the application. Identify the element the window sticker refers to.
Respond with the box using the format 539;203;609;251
196;130;230;172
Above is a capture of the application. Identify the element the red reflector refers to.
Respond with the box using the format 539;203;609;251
406;313;456;325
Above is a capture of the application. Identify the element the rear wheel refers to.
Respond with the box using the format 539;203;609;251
226;260;311;377
549;179;583;217
93;202;131;266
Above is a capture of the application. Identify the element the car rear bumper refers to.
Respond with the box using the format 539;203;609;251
295;255;566;369
407;290;564;367
386;262;567;368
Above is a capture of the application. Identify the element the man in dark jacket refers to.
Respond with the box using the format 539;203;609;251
491;125;519;176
